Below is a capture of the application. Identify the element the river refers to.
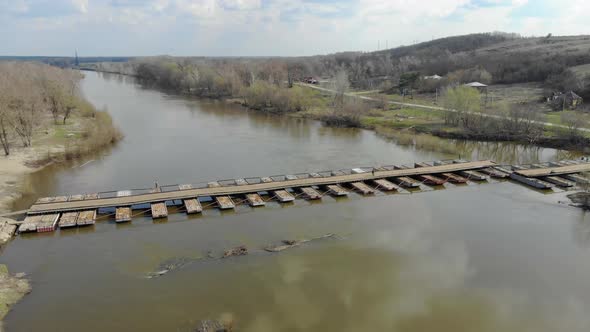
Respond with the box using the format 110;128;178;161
2;71;590;331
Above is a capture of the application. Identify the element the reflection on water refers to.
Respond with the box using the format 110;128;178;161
12;72;575;212
4;71;590;331
97;71;137;85
220;244;589;332
5;182;590;331
573;210;590;248
459;140;581;165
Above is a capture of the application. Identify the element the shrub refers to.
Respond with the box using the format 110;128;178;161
321;97;369;128
243;82;311;113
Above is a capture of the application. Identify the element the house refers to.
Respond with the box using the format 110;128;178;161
547;91;583;110
464;82;488;88
424;74;442;80
302;76;319;84
464;82;488;94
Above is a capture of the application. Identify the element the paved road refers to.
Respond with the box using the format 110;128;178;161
298;83;590;133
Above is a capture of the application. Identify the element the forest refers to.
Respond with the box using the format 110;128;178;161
0;62;121;158
86;32;590;149
96;33;590;98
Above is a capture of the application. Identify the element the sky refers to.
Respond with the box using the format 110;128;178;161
0;0;589;56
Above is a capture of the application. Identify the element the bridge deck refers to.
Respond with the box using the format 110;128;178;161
28;160;495;215
515;163;590;177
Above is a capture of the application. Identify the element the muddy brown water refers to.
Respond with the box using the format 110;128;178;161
3;71;590;331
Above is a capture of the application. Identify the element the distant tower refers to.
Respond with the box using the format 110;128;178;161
75;50;80;67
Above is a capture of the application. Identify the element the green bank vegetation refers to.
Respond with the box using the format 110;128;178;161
89;33;590;151
0;62;121;163
119;56;590;151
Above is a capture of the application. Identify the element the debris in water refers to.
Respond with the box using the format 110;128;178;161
77;159;95;168
146;234;341;278
265;233;337;252
222;245;248;258
194;319;230;332
145;257;200;279
567;192;590;209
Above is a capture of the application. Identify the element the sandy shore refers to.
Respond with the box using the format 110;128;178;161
0;136;105;327
0;149;40;329
0;145;65;215
0;264;30;330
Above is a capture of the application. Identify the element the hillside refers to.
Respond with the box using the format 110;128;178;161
73;32;590;100
293;33;590;99
474;35;590;56
375;32;516;58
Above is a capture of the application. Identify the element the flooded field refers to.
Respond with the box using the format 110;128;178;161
2;72;590;331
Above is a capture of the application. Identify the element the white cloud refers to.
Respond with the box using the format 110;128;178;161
219;0;261;10
359;0;470;18
150;0;171;11
1;0;30;14
1;0;589;55
174;0;217;18
70;0;88;13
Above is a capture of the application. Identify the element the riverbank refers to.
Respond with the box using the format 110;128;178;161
91;65;588;153
0;111;121;216
0;264;30;331
224;93;584;158
0;107;121;326
293;85;590;153
5;68;590;332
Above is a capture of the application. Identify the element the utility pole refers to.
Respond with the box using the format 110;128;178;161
435;88;438;104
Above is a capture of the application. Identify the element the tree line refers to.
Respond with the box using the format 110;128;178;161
88;33;590;140
441;85;589;148
116;57;315;114
0;62;103;156
102;33;590;102
299;33;590;93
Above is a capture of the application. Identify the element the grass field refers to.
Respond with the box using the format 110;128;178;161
545;110;590;127
486;82;545;105
296;82;590;146
571;63;590;79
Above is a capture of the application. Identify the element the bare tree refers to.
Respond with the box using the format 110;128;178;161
7;66;43;147
376;94;389;111
503;105;545;142
561;112;585;140
332;69;350;113
0;61;87;153
61;69;81;124
42;80;64;124
0;63;16;154
0;108;11;156
10;101;36;147
37;66;82;125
